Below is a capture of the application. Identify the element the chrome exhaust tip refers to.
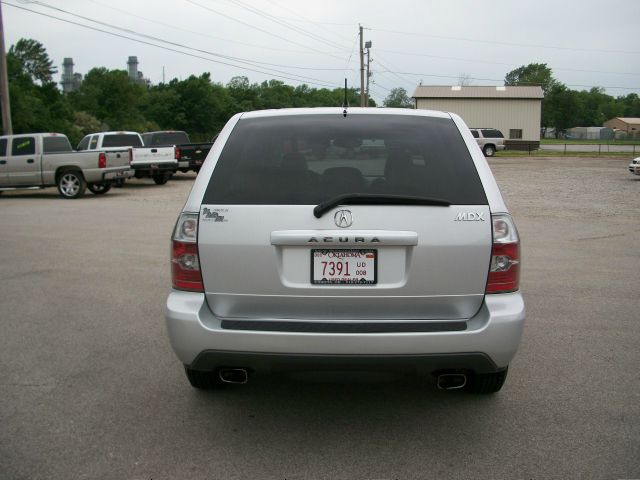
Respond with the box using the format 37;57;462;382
218;368;249;384
437;373;467;390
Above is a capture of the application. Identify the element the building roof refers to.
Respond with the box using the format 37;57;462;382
610;117;640;125
412;85;544;99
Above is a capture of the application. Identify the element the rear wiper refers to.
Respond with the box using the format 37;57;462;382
313;193;451;218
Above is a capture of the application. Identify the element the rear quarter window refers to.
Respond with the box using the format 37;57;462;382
204;114;487;206
43;136;72;153
102;134;142;148
77;136;90;150
0;138;7;156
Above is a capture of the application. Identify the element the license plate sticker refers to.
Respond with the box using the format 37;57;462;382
311;249;377;285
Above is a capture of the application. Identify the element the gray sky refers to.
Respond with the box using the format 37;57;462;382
3;0;640;103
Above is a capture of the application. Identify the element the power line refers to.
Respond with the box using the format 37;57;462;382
11;1;346;84
184;0;347;62
5;2;341;88
375;48;640;77
83;0;344;56
224;0;350;52
379;70;640;91
369;27;640;55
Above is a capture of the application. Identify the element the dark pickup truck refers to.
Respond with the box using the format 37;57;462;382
141;131;212;174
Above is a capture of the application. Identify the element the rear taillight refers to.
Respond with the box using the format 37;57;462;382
175;146;181;160
128;148;133;164
486;214;520;294
171;213;204;292
98;152;106;169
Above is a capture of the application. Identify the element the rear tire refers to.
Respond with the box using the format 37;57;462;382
465;368;508;394
152;173;170;185
88;183;112;195
184;366;224;389
57;170;86;199
483;145;496;157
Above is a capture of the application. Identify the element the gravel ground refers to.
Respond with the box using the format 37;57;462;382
0;158;638;480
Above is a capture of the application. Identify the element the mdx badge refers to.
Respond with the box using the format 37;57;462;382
334;210;353;228
455;212;485;221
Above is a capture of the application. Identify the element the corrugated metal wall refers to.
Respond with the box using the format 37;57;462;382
415;98;542;141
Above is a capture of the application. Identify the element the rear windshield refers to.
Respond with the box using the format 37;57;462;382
102;134;142;148
43;136;72;153
142;132;190;146
203;114;487;205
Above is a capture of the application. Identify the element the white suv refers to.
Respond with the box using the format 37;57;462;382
165;108;525;394
469;128;506;157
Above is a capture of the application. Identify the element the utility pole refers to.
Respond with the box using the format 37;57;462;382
365;41;372;107
0;1;13;135
359;24;365;107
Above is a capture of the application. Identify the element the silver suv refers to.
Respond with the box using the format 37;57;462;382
469;128;506;157
165;108;525;394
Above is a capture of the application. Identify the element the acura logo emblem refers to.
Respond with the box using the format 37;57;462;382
334;210;353;228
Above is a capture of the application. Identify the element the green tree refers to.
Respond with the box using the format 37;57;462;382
8;38;57;85
504;63;558;95
69;68;149;131
383;87;414;108
5;39;73;136
544;84;581;136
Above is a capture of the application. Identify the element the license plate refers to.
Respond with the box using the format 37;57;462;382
311;249;377;285
116;170;125;177
150;163;159;169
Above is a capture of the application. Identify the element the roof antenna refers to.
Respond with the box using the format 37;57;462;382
342;78;348;117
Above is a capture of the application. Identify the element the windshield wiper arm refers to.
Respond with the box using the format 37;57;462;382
313;193;451;218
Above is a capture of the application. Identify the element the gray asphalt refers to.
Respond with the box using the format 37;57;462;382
1;158;639;480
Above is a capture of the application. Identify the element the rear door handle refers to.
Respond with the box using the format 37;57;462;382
27;159;34;164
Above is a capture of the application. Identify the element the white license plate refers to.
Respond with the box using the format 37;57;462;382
311;249;377;285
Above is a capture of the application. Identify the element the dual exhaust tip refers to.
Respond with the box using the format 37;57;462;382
217;369;467;389
436;373;467;390
218;368;249;384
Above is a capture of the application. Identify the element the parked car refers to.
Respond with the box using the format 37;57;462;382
128;144;178;185
142;131;213;174
628;157;640;175
469;128;506;157
76;131;143;152
76;131;144;187
0;133;132;198
165;108;525;394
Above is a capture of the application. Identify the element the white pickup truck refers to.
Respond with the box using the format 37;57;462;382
0;133;132;198
128;143;178;185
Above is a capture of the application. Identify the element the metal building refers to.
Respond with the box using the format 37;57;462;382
127;56;150;86
412;86;544;144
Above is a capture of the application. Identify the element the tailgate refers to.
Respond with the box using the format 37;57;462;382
105;150;131;169
130;147;177;166
199;204;491;321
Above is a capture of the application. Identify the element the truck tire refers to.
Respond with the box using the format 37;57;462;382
483;144;496;157
184;366;224;389
57;170;87;199
152;173;170;185
88;183;112;195
465;368;508;394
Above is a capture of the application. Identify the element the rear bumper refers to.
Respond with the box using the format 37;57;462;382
165;291;525;373
102;168;133;181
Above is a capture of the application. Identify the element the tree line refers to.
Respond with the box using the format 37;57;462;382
4;39;640;143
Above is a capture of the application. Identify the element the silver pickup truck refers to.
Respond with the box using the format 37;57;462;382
0;133;133;198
